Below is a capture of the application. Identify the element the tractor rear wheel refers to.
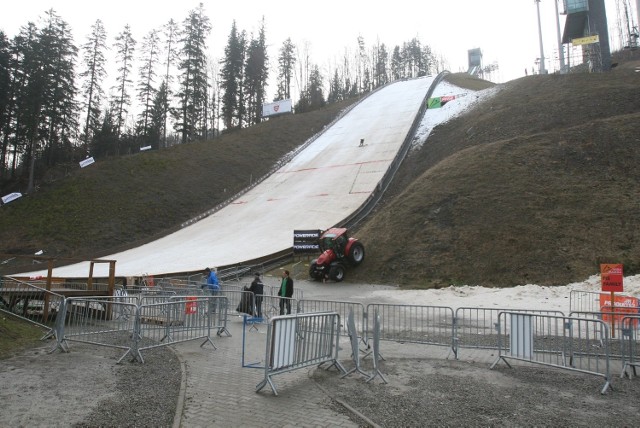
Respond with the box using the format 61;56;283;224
329;264;346;282
347;242;365;266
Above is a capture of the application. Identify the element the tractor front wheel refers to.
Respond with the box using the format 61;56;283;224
329;264;346;282
309;260;323;280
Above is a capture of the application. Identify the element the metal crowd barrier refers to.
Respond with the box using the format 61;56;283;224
299;299;366;340
367;303;455;356
133;297;217;363
491;312;613;394
454;307;565;356
620;315;640;379
569;289;637;313
52;295;226;363
53;297;139;362
256;312;346;396
0;279;65;334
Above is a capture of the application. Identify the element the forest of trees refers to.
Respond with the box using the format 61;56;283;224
0;4;444;192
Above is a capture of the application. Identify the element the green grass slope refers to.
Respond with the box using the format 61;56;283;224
350;63;640;288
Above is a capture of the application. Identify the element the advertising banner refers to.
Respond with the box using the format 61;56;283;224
599;293;639;324
293;229;321;254
262;99;292;117
79;157;95;168
1;192;22;205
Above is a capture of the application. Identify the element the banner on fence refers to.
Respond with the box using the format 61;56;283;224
185;296;197;314
599;294;639;323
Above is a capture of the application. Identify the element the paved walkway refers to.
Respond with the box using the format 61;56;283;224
174;315;360;428
172;278;500;428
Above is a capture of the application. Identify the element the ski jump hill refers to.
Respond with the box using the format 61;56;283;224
28;73;462;279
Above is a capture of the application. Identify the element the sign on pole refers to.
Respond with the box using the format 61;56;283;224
601;263;623;292
601;263;623;337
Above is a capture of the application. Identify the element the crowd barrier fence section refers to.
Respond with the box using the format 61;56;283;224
568;310;640;356
569;289;638;313
366;303;455;356
133;298;216;363
52;296;225;363
0;278;65;334
298;299;366;341
367;311;387;384
454;308;565;357
341;308;369;379
256;312;345;396
619;315;640;378
53;297;139;362
491;312;613;394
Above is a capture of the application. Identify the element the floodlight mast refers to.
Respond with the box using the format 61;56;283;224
535;0;547;74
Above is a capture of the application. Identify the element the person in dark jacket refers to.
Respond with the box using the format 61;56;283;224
248;272;264;317
278;270;293;315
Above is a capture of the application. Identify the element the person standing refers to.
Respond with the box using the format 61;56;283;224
249;272;264;317
278;270;293;315
203;267;220;295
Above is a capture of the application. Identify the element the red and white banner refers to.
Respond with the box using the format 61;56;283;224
262;99;292;117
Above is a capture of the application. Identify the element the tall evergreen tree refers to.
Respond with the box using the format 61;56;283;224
80;19;108;151
161;19;179;147
243;19;269;126
219;20;244;131
111;24;136;149
148;79;169;149
137;28;160;148
295;64;324;113
374;42;389;87
38;9;78;167
0;31;13;177
174;3;211;143
276;38;295;101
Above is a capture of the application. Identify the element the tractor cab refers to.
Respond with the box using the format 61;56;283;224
319;228;348;257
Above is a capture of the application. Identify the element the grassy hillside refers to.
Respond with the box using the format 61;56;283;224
350;56;640;287
1;53;639;287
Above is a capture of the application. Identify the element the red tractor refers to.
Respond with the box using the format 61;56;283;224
308;227;365;282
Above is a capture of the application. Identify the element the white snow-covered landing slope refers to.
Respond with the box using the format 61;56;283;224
30;76;490;278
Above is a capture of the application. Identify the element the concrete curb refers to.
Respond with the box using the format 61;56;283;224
172;354;188;428
310;369;381;428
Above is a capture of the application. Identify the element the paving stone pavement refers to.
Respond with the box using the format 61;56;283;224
174;314;360;428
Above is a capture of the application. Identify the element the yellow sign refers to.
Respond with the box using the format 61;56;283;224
572;35;599;46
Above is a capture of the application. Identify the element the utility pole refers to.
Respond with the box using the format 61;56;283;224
535;0;547;74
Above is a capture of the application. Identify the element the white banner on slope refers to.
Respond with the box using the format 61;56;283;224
1;192;22;205
262;99;292;117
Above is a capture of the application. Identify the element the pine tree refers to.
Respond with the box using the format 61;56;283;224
80;19;108;151
174;3;211;143
111;24;136;150
374;42;389;87
0;31;13;177
38;9;78;167
137;28;160;148
161;19;179;147
243;19;269;126
276;38;295;101
220;20;244;130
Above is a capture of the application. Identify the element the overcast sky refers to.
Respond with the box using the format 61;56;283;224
0;1;634;98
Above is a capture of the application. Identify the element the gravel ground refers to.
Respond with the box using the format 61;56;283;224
0;339;181;428
312;354;640;427
3;329;640;427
